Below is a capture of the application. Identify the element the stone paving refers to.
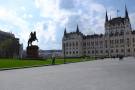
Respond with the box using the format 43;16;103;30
0;57;135;90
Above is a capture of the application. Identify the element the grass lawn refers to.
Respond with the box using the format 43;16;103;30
0;58;94;69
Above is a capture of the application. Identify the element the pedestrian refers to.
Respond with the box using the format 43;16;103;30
52;53;55;65
119;55;123;61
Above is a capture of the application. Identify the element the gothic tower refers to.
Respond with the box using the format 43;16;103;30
76;24;80;33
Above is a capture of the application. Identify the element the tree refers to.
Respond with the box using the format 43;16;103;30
0;38;19;58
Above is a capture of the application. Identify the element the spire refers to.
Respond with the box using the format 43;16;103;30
105;10;108;22
76;24;79;33
125;5;129;19
64;27;67;35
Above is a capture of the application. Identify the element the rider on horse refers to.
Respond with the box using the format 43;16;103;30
28;31;38;46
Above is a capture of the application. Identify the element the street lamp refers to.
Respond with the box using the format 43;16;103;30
63;43;66;64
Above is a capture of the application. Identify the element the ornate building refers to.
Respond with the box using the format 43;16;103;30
62;6;135;58
0;30;21;58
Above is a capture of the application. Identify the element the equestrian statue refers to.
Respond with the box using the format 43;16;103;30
28;31;38;46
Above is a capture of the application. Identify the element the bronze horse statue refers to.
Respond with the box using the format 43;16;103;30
28;31;38;46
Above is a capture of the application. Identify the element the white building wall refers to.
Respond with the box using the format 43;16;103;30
62;12;134;58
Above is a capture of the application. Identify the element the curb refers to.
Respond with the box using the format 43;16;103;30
0;60;94;71
0;63;71;71
0;64;51;71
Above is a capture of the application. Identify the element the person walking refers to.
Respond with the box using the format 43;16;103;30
52;53;55;65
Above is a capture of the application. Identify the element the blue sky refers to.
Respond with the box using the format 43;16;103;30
0;0;135;50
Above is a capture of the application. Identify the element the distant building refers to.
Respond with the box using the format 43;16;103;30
0;30;21;58
62;6;135;58
19;44;23;59
39;50;62;58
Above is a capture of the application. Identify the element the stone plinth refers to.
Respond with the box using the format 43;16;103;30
26;45;39;58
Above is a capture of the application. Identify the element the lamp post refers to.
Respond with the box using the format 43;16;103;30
51;50;55;65
63;43;66;64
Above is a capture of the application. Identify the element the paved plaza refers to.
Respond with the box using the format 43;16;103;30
0;57;135;90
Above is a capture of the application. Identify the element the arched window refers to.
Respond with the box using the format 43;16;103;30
116;49;118;53
127;49;130;52
73;42;74;47
66;43;68;47
69;43;71;47
76;42;78;46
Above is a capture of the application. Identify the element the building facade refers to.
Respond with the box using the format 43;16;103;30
62;6;135;58
0;30;21;58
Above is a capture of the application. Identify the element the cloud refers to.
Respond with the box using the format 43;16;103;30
0;0;134;50
0;6;30;47
130;13;135;29
35;0;60;19
90;3;106;13
34;20;64;50
34;0;80;49
60;0;75;10
65;0;106;34
34;0;108;49
20;6;26;11
30;0;135;50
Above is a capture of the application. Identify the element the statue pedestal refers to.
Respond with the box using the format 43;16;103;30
26;45;39;58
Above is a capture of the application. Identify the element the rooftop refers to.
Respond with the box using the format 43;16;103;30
108;17;125;25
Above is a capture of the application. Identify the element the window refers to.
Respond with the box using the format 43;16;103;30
92;50;94;54
87;42;89;46
116;49;118;53
66;43;68;47
115;40;117;44
120;30;124;35
100;41;103;45
100;50;103;53
126;32;129;34
127;38;129;43
91;42;94;45
117;40;119;44
111;40;114;44
128;44;130;47
63;43;66;48
133;38;135;43
111;50;113;53
120;39;124;44
121;49;124;53
110;40;112;44
105;40;107;44
83;43;86;46
76;42;78;46
127;49;130;52
96;42;98;45
73;42;75;46
69;43;71;47
105;40;107;48
96;50;98;54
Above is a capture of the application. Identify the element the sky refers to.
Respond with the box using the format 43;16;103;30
0;0;135;50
